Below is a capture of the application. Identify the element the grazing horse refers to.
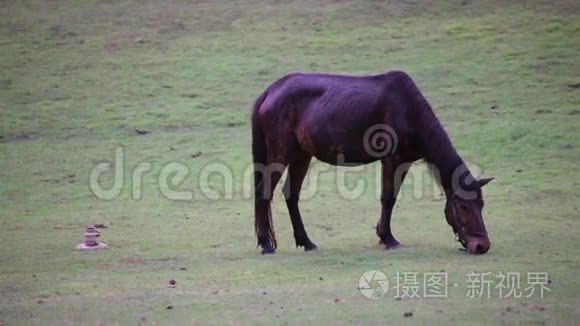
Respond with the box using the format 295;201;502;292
251;71;493;255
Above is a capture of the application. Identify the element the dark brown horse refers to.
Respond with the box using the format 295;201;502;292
251;71;493;255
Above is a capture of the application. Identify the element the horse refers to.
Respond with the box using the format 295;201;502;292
251;70;493;255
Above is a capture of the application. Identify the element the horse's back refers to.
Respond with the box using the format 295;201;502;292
258;72;386;113
254;71;417;164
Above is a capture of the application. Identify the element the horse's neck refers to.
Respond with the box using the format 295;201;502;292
425;145;466;197
410;100;466;194
398;73;471;196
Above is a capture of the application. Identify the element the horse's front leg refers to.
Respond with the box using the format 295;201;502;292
376;158;409;249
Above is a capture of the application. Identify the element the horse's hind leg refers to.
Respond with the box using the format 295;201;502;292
255;147;288;254
283;152;317;251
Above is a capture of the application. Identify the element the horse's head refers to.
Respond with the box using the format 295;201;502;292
445;177;494;254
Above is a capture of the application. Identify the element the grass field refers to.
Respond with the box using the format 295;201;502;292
1;0;579;324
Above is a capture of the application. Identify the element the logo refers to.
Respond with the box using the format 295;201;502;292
363;124;398;158
359;270;389;299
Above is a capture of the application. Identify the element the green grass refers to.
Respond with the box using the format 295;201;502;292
1;0;579;324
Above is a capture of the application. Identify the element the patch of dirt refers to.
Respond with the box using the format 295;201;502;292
48;25;82;46
97;264;111;270
0;134;34;144
535;109;552;114
146;7;187;35
160;124;194;133
41;173;76;184
567;82;580;89
510;130;528;141
104;32;150;54
8;224;23;231
0;79;12;90
48;25;78;39
312;224;333;231
530;305;545;311
53;225;77;230
135;128;151;135
120;258;145;266
6;21;29;34
225;122;244;128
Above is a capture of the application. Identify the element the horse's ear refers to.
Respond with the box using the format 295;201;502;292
478;177;494;187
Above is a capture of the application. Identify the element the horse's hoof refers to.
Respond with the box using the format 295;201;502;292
384;240;401;250
260;243;276;255
304;242;318;251
261;248;276;255
295;236;317;251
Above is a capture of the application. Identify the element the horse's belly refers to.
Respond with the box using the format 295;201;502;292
296;127;380;165
313;151;379;166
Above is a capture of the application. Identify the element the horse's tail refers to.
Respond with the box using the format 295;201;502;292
251;90;277;250
252;90;268;196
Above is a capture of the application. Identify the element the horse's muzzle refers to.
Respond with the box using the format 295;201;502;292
466;236;490;254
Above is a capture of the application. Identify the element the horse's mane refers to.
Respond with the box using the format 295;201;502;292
400;74;469;189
